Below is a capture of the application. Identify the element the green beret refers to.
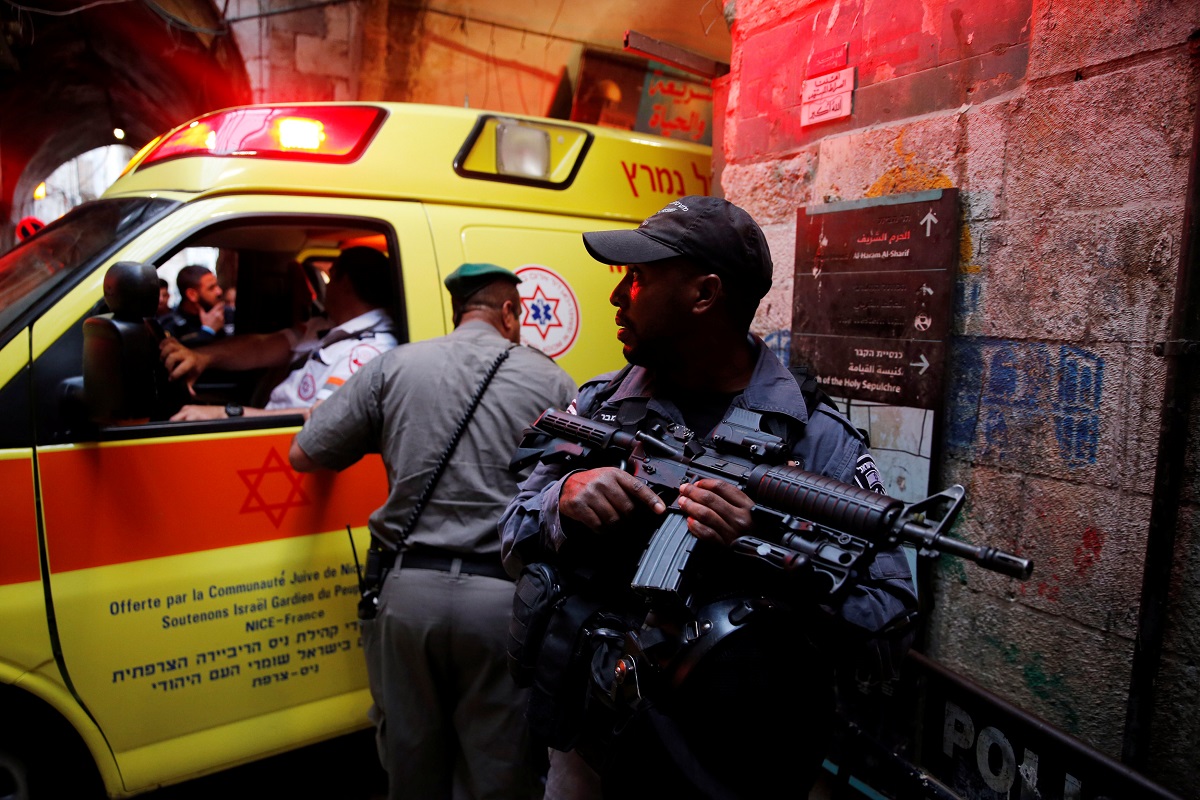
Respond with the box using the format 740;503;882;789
444;262;521;300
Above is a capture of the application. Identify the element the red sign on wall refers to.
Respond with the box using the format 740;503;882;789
808;43;848;76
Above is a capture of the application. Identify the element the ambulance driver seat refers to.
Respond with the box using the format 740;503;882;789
82;261;182;424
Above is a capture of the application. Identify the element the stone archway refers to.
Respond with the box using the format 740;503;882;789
0;0;251;242
0;0;733;247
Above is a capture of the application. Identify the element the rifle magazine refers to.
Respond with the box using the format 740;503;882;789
631;512;695;600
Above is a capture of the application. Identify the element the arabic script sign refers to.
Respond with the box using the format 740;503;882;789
801;66;854;126
801;66;854;104
636;69;713;145
792;189;959;410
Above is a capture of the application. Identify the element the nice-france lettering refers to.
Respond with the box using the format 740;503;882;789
107;561;363;693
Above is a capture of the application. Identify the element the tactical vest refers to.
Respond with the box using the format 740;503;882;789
507;365;843;796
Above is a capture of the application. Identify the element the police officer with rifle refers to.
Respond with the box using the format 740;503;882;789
498;196;1031;799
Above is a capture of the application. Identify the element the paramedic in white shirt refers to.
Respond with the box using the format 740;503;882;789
160;246;399;421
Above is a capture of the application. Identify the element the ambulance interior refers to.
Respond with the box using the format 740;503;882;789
54;218;406;440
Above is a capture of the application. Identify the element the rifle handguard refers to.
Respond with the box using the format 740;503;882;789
747;465;902;535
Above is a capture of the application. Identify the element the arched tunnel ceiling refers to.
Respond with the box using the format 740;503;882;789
0;0;727;226
0;0;250;221
425;0;732;64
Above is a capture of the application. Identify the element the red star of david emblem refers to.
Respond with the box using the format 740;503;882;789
238;447;309;528
521;285;563;339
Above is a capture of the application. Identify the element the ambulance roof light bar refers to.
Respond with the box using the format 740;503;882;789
137;105;388;169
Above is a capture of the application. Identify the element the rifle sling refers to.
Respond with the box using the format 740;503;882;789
373;344;514;559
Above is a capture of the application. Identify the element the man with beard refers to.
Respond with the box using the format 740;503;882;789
160;246;397;421
499;196;917;798
161;264;226;345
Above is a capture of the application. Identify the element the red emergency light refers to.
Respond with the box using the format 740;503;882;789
137;105;388;169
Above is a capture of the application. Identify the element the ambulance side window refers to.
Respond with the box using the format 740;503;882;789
54;217;405;441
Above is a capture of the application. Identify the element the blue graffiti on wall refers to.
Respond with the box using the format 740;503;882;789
954;274;982;318
763;329;790;365
1055;346;1103;467
946;340;1103;469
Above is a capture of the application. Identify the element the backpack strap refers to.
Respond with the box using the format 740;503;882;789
788;363;839;418
788;363;871;447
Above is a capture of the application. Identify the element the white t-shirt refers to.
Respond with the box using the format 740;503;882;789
265;308;399;409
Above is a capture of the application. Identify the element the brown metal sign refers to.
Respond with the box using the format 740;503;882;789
793;188;959;410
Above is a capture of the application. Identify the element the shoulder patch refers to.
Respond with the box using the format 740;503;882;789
853;453;885;494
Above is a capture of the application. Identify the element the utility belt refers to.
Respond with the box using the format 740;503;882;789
507;559;821;743
359;540;512;620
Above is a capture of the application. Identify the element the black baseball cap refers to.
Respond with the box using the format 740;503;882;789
582;195;773;299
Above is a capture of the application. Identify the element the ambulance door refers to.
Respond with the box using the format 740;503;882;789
0;326;54;680
29;196;442;794
424;204;630;385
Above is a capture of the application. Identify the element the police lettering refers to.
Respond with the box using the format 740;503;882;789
944;700;1084;797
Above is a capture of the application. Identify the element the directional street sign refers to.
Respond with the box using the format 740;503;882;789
792;189;959;410
920;209;938;235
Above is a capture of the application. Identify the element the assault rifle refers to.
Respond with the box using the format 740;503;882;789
511;408;1032;607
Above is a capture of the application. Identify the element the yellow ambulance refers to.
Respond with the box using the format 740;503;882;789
0;102;710;797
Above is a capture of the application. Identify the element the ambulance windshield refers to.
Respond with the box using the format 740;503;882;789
0;196;177;333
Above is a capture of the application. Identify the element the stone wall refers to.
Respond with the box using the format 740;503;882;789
227;0;574;116
226;0;364;102
722;0;1199;793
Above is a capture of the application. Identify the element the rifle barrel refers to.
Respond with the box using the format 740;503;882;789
752;465;1033;580
898;522;1033;579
